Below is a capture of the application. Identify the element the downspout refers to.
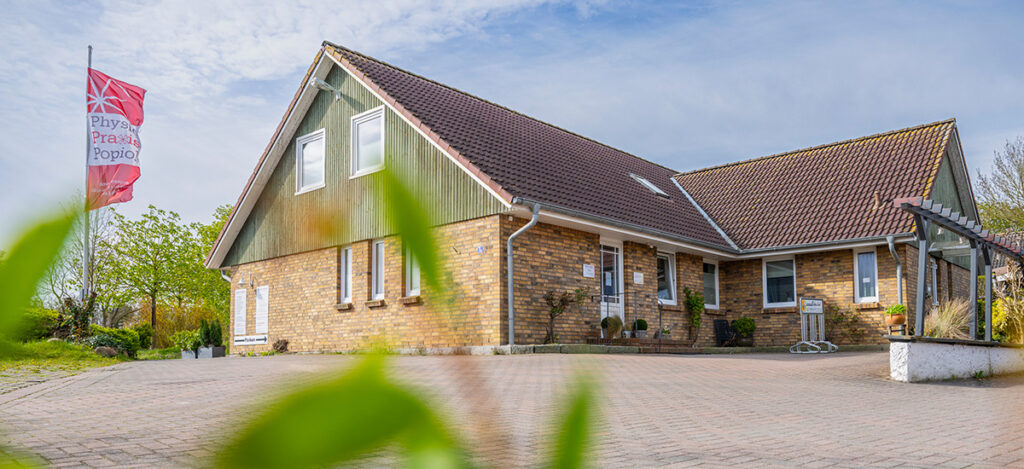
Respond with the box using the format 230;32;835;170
887;236;903;305
220;270;231;283
508;204;541;346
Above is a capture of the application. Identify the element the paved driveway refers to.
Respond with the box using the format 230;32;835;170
0;352;1021;468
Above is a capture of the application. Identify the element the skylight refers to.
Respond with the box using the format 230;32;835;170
630;173;670;199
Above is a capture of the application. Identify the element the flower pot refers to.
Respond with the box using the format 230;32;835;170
634;330;647;339
623;331;632;338
735;336;754;347
198;346;226;359
884;314;906;326
181;350;197;359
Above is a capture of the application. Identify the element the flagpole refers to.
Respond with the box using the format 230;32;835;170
82;45;92;303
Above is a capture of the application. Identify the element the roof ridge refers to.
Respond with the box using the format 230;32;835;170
674;118;957;178
323;41;679;174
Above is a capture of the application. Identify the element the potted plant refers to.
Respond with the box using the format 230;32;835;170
605;315;624;339
600;316;609;338
172;329;201;359
732;317;756;347
197;319;226;358
885;304;907;326
632;319;649;338
655;327;671;339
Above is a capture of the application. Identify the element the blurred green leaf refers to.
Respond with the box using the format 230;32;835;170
378;169;447;294
217;354;469;468
548;377;594;469
0;211;75;337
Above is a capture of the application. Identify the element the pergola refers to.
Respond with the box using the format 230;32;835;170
894;197;1024;341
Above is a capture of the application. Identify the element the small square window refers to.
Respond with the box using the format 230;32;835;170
295;129;325;193
351;107;385;177
764;258;796;308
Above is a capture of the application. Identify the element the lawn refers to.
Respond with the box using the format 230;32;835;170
0;340;126;375
137;346;182;360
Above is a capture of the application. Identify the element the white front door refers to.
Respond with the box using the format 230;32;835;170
600;244;624;321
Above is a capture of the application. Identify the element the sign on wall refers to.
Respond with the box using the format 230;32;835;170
233;289;246;335
254;285;269;334
633;272;644;285
582;264;595;278
800;298;824;314
233;335;268;345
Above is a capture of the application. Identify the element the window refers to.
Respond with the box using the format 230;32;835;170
656;253;676;305
763;258;796;307
405;246;420;297
295;129;325;193
371;241;385;300
339;247;352;304
703;260;719;309
351;106;385;177
854;249;878;303
629;173;670;198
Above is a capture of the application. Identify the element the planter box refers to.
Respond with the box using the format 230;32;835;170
198;346;227;359
634;330;648;339
181;350;197;359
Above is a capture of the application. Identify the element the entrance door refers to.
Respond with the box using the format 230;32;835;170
600;244;623;321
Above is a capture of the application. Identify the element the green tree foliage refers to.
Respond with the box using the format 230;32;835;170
977;137;1024;232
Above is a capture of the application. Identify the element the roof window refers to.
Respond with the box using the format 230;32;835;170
630;173;670;199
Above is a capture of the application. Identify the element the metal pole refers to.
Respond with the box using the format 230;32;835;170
984;248;993;342
969;243;978;339
507;204;540;346
81;45;92;302
914;218;929;336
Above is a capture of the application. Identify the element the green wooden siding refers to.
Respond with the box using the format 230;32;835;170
223;66;508;266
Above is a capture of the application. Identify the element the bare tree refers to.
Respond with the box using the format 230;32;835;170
978;137;1024;232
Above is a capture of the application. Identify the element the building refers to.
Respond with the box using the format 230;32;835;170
206;42;978;352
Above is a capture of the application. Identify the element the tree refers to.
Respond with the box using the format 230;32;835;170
977;137;1024;232
108;205;183;329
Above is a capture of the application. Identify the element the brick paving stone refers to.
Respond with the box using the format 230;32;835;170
0;352;1021;467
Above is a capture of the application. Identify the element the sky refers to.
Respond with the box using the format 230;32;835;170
2;0;1024;245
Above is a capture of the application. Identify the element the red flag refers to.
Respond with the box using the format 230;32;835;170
86;68;146;209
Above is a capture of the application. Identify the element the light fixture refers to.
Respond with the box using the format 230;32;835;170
309;77;341;101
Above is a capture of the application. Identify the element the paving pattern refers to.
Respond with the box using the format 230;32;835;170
0;352;1022;468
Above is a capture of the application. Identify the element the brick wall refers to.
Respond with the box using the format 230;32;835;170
229;215;503;353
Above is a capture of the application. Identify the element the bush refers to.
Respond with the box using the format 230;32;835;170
885;304;907;316
683;288;704;329
18;308;59;341
132;323;154;349
732;317;755;337
171;329;201;352
89;325;141;357
604;316;624;337
198;319;225;347
272;339;289;353
924;299;971;340
600;317;609;329
632;319;648;331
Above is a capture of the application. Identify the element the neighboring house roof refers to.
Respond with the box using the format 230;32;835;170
674;120;957;250
323;43;731;249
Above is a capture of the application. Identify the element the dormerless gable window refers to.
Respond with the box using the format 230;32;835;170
351;106;385;177
340;247;352;304
763;258;796;308
656;253;676;305
295;129;326;193
405;246;420;297
371;241;385;300
854;249;878;303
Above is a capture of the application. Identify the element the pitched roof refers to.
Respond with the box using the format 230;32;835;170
324;43;731;249
674;120;957;250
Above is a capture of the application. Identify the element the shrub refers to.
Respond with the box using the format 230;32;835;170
732;317;755;337
632;319;648;331
272;339;289;353
825;306;867;344
604;316;624;338
18;307;59;341
171;329;201;352
132;323;154;349
199;319;224;347
89;325;141;357
600;317;609;329
885;304;907;316
924;299;971;340
682;287;704;329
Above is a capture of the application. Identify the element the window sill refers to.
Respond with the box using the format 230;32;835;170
400;295;422;305
334;302;353;311
659;304;683;312
365;299;387;308
853;301;880;310
762;307;797;314
294;183;325;196
350;166;384;179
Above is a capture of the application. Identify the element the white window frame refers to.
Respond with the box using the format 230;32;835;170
853;248;879;303
350;106;386;178
703;259;720;310
655;252;677;306
371;240;385;300
762;256;797;308
405;245;421;297
340;246;352;304
294;128;326;194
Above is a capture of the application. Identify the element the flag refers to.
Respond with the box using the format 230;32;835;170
86;68;146;209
